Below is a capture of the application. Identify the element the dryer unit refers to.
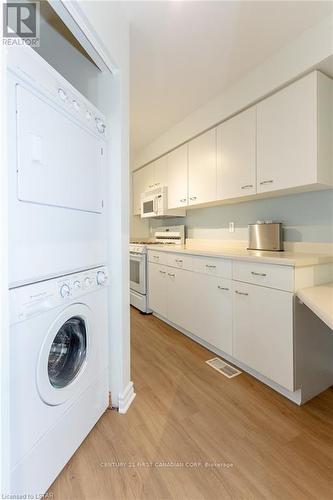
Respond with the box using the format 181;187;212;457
7;46;108;287
9;266;109;495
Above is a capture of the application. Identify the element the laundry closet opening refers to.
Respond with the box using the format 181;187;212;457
35;0;102;105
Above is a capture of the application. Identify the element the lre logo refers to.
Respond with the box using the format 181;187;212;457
3;2;40;46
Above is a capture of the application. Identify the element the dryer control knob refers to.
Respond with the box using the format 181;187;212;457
58;88;67;101
60;284;70;298
95;118;106;134
96;271;107;286
72;99;80;111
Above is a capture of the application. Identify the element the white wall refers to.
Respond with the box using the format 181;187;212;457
133;15;333;169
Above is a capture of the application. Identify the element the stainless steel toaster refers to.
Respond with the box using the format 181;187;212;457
248;221;283;251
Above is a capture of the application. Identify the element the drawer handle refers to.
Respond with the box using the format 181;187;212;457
241;184;253;189
251;271;267;277
175;259;183;263
180;198;187;203
168;273;175;277
206;264;216;269
159;270;166;275
218;286;229;291
235;290;249;296
260;180;274;185
153;255;160;260
190;196;197;201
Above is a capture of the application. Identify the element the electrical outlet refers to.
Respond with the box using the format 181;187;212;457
229;222;235;233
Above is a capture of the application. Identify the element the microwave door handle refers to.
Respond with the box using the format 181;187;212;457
153;197;158;214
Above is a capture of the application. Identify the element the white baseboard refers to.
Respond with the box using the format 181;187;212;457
118;381;136;414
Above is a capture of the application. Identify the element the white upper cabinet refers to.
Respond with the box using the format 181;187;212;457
188;128;217;205
167;144;188;209
257;71;333;193
132;163;154;215
133;71;332;214
217;106;256;200
132;157;167;215
153;156;168;189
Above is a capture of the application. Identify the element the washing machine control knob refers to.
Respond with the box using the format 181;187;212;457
96;271;107;286
73;280;81;290
60;284;70;298
84;277;92;287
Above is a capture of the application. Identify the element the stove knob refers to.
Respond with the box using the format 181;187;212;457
60;284;70;298
73;280;81;290
86;111;92;121
96;271;107;286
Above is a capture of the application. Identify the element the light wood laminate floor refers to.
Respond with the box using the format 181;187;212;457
50;307;333;499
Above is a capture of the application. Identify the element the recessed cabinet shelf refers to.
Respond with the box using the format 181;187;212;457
133;70;333;216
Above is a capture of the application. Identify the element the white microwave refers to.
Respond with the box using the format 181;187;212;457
140;186;186;218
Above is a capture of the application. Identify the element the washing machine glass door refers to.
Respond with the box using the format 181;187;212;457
37;303;92;406
48;317;87;389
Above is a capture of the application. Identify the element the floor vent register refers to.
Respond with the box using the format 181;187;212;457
206;357;242;379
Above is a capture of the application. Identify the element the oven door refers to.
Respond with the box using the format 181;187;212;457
130;252;146;295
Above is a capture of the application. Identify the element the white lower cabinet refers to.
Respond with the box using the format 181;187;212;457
167;268;194;333
148;252;295;393
148;262;168;318
232;281;294;391
192;274;232;355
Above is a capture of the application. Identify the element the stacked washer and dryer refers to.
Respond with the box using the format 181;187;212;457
8;46;109;494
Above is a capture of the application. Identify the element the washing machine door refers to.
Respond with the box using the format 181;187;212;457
37;303;92;406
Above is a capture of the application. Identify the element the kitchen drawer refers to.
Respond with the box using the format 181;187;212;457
232;261;294;292
192;256;232;278
148;251;168;266
167;253;193;271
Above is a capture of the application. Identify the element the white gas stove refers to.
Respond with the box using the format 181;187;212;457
129;226;184;313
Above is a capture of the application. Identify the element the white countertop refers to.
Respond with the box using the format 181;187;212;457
297;283;333;330
147;245;333;267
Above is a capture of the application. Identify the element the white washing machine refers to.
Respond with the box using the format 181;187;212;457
7;46;108;287
9;266;109;495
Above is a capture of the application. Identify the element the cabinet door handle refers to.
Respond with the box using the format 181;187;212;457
218;286;229;291
241;184;253;189
235;290;249;296
251;271;267;277
206;264;216;269
159;270;166;275
149;184;154;188
155;183;160;186
189;196;197;201
153;255;160;260
175;259;183;263
180;198;187;203
168;273;175;277
259;180;274;185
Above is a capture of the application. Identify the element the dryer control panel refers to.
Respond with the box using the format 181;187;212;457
10;267;108;324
